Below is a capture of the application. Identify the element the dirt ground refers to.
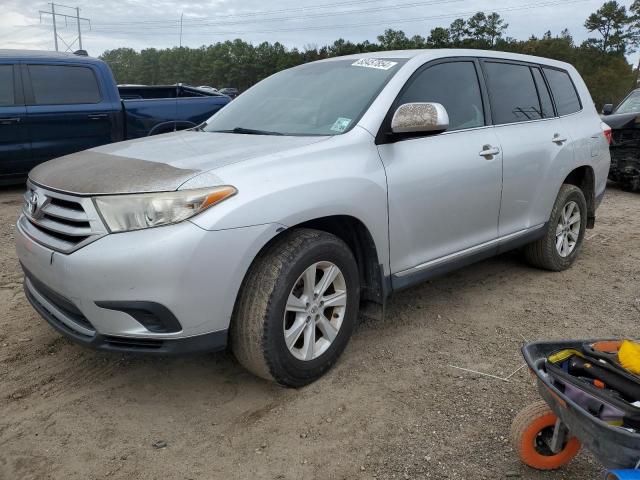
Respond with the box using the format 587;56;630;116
0;184;638;480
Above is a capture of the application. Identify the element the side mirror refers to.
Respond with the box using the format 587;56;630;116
391;102;449;134
602;104;614;116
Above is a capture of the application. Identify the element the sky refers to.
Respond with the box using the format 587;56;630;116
0;0;637;64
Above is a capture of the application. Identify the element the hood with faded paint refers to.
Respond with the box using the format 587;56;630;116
29;131;329;195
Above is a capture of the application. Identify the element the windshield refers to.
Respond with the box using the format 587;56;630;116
615;90;640;114
203;58;406;136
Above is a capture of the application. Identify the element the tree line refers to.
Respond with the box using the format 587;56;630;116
100;1;640;108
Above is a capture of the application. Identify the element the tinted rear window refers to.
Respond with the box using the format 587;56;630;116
0;65;15;106
484;62;544;124
531;67;554;118
543;68;581;116
28;65;101;105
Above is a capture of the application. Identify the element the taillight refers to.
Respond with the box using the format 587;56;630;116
601;121;612;145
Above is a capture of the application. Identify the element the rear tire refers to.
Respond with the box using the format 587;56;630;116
231;228;360;387
510;401;581;470
523;184;587;271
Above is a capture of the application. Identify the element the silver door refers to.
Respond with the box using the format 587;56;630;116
494;119;574;235
482;61;575;236
376;60;503;275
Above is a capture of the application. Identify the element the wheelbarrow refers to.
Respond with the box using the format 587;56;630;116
511;340;640;475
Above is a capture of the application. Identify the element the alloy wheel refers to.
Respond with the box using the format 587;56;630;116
283;261;347;361
555;200;581;258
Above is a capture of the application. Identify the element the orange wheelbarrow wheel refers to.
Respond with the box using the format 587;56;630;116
510;400;581;470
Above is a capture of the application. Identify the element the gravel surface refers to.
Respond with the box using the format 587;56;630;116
0;184;638;480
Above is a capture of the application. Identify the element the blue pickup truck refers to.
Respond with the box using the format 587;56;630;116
0;50;230;184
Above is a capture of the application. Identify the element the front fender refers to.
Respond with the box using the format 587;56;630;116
184;129;391;276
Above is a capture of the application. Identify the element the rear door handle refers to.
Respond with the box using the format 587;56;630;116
552;133;568;144
0;117;21;125
87;113;108;120
479;145;500;158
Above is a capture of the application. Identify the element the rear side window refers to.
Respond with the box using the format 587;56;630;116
484;62;545;124
531;68;555;118
0;65;15;106
28;65;101;105
543;68;581;116
397;61;485;131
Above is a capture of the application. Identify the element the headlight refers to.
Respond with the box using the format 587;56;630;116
94;186;237;233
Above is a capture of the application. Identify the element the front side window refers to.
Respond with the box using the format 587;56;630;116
0;65;15;106
543;68;581;116
396;61;485;131
204;58;406;136
28;65;101;105
484;62;545;124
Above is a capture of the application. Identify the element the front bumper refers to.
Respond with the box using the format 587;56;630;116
16;215;280;353
24;276;227;354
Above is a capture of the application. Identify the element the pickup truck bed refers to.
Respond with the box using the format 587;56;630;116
0;50;230;184
118;85;229;139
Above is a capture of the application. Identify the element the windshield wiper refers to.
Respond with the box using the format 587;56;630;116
212;127;284;136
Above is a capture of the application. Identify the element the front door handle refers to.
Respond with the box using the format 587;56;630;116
0;117;21;125
87;113;108;120
552;133;568;144
479;145;500;159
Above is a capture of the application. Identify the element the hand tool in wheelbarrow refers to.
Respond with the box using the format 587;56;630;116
568;356;640;403
512;340;640;472
584;340;640;378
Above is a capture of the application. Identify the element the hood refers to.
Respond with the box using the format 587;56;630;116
600;111;640;130
29;131;329;195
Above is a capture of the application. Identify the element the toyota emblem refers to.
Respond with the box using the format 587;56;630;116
27;190;39;216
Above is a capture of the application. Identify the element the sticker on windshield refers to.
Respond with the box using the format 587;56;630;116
331;117;352;133
351;58;398;70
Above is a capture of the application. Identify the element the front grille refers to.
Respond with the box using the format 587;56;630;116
20;182;107;253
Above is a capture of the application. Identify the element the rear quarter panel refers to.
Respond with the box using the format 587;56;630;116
559;67;610;201
525;66;610;226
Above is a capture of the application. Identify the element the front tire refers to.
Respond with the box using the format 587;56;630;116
523;184;588;271
231;228;360;387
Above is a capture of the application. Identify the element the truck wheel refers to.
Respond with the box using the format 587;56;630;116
231;228;360;387
510;401;581;470
523;184;587;271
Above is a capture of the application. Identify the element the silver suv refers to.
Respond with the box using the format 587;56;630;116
16;50;611;386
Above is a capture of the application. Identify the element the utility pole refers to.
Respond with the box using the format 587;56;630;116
51;3;58;52
39;3;90;53
179;12;184;48
76;7;82;50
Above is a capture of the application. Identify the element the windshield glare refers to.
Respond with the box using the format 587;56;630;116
615;90;640;114
204;58;406;136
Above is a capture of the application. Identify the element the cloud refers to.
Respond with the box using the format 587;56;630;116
0;0;633;64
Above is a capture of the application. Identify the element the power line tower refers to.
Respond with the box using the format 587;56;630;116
39;3;91;52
